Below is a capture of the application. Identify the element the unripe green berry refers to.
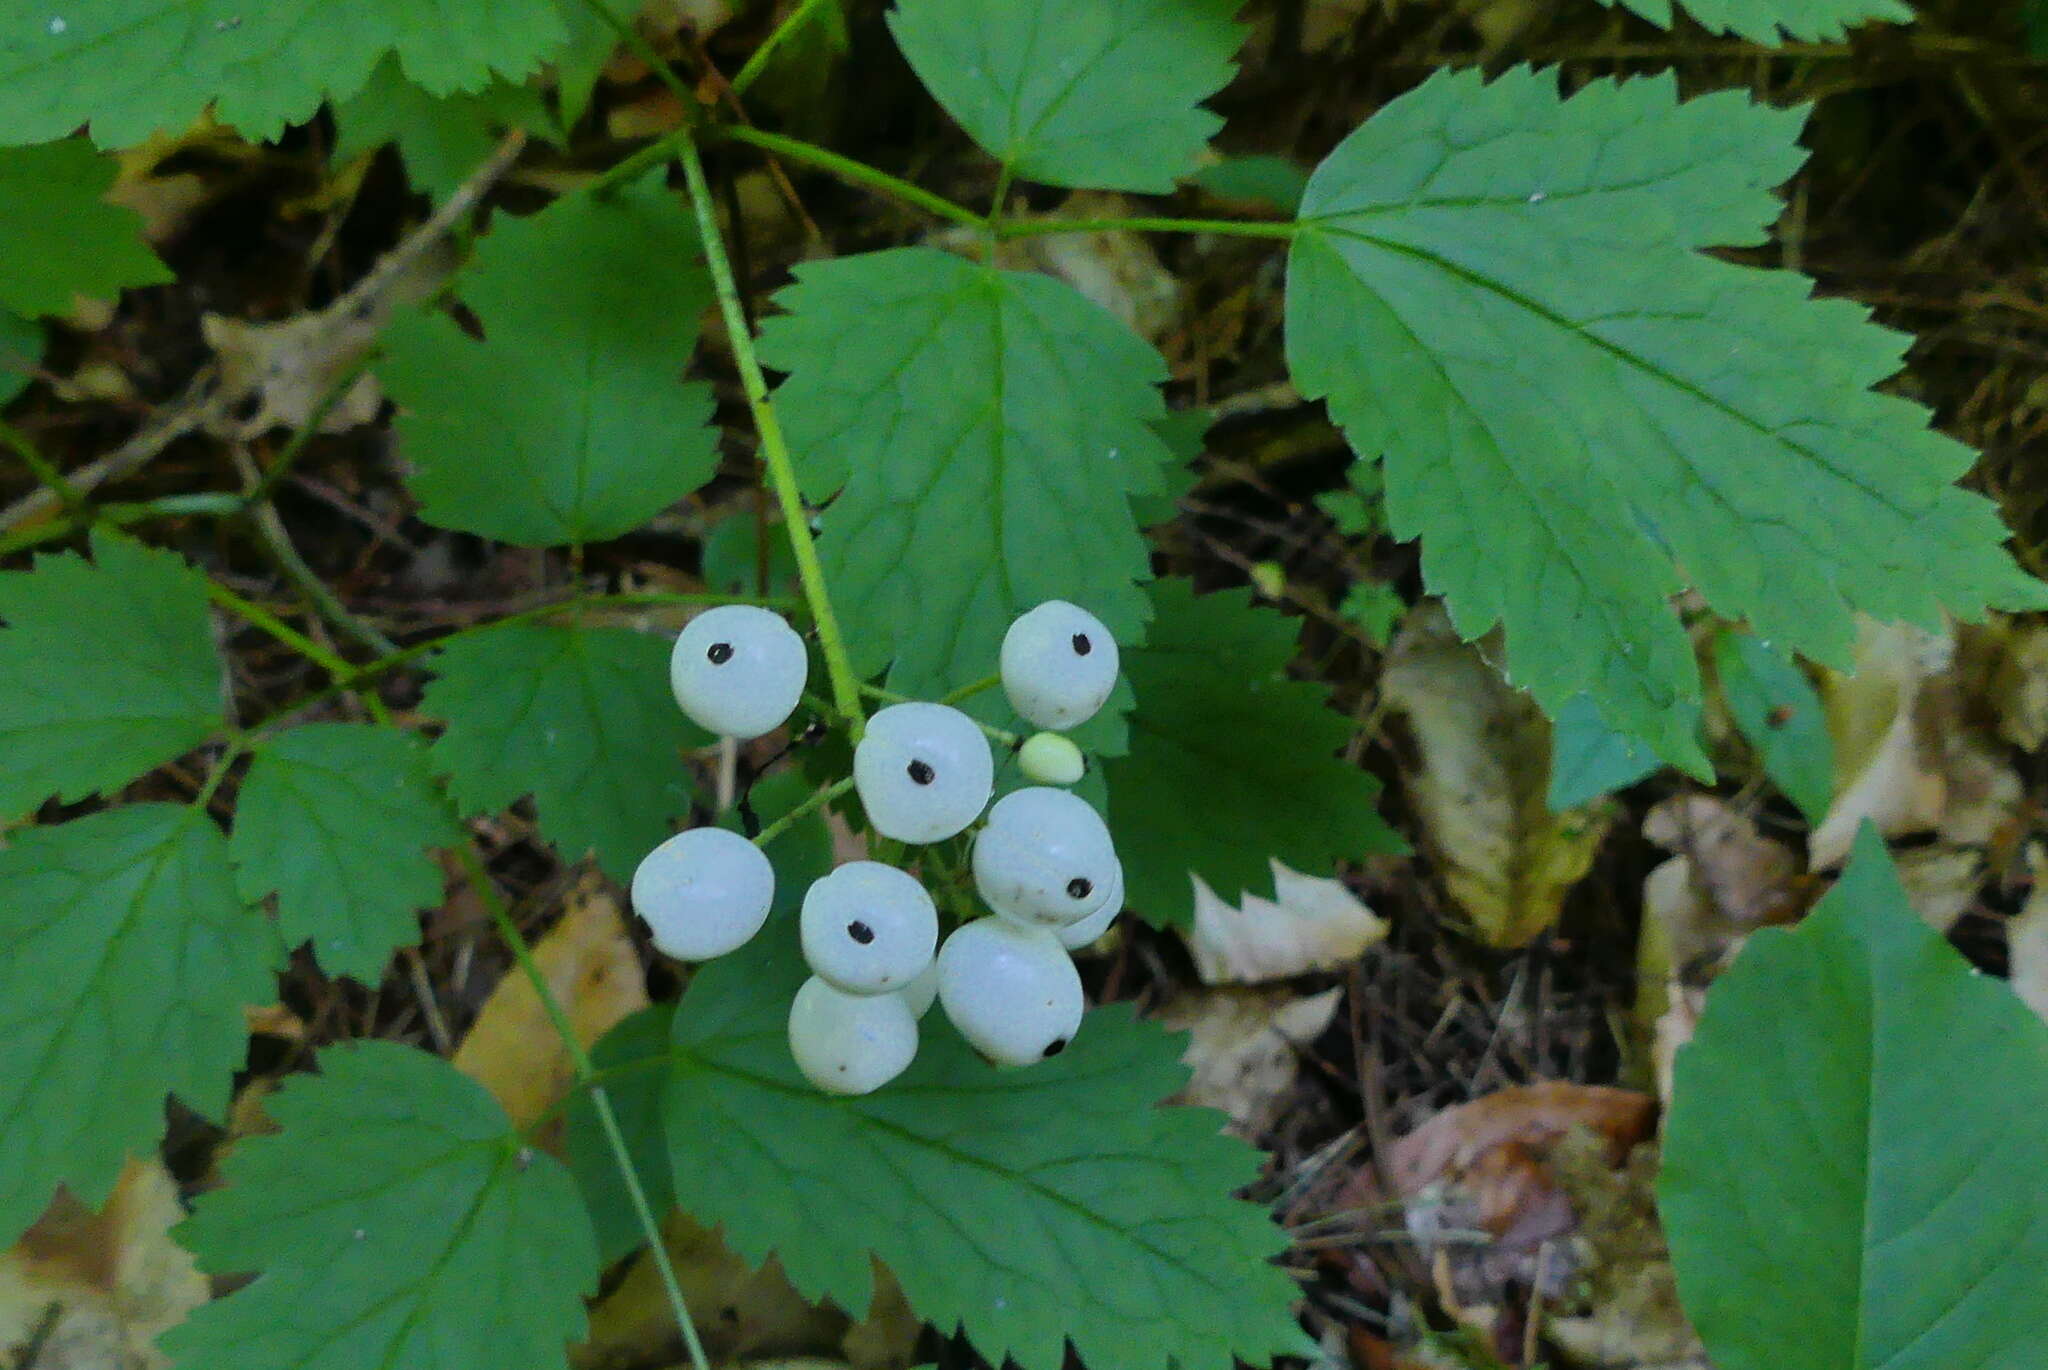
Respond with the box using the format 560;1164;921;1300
1017;731;1085;786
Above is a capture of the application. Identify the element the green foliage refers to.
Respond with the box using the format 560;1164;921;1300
421;620;703;880
0;532;222;818
0;805;276;1244
1106;581;1400;921
761;246;1171;697
0;137;167;314
1190;154;1310;215
332;57;553;202
230;722;461;983
660;928;1303;1370
0;0;570;147
1660;829;2048;1369
381;178;717;547
0;307;40;404
1287;68;2041;771
1593;0;1911;42
888;0;1243;192
1546;693;1659;810
166;1042;599;1370
566;1004;678;1265
1713;630;1833;823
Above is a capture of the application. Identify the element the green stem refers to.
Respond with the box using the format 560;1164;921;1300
858;682;1018;746
996;215;1297;241
205;579;353;677
456;844;713;1370
717;125;987;230
754;774;855;848
939;672;1002;707
731;0;830;96
0;419;86;518
191;734;250;810
243;358;372;506
0;491;246;558
590;128;693;197
674;133;865;733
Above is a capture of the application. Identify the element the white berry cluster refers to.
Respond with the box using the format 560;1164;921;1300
631;600;1127;1095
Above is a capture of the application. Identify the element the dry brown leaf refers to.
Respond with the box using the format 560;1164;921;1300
1380;603;1609;948
1383;1084;1656;1203
574;1215;917;1370
1964;615;2048;752
1159;986;1343;1137
2008;849;2048;1027
454;870;649;1135
0;1161;208;1370
1541;1141;1707;1370
1187;860;1387;984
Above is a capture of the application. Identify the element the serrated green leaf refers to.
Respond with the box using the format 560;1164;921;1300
0;805;276;1244
0;0;570;147
333;56;554;202
1105;580;1400;923
230;722;461;984
0;307;40;404
165;1041;598;1370
0;531;223;818
421;620;702;880
1713;630;1833;823
761;246;1169;697
0;138;168;314
887;0;1243;192
660;927;1302;1370
1287;69;2042;772
1593;0;1909;42
1660;828;2048;1370
1546;692;1659;810
382;178;717;547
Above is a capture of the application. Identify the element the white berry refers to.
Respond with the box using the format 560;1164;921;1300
1017;731;1086;786
630;827;774;961
788;975;918;1095
853;702;994;843
1000;601;1118;731
669;605;807;740
937;919;1084;1066
972;787;1120;930
800;861;938;994
1056;864;1123;950
896;961;941;1019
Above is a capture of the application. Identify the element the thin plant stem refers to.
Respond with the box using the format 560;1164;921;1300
996;215;1298;241
730;0;830;96
858;682;1019;746
939;672;1002;706
0;420;87;517
455;844;714;1370
205;579;353;677
674;133;865;732
718;125;987;230
754;775;855;847
232;445;399;658
243;358;373;506
0;491;246;558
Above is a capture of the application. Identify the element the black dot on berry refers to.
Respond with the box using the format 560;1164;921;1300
1066;877;1092;900
1071;632;1092;656
707;641;734;664
1043;1038;1068;1058
847;920;875;945
907;759;935;785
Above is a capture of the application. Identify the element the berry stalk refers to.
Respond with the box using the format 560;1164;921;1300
674;133;867;735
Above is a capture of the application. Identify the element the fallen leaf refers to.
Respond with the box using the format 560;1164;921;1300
1160;987;1343;1137
454;869;649;1135
1542;1141;1709;1370
1383;1084;1657;1203
1968;615;2048;752
2008;848;2048;1027
0;1161;208;1370
1187;860;1387;984
1380;603;1611;948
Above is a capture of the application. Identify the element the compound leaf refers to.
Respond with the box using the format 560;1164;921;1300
661;927;1302;1370
333;56;554;202
1660;829;2048;1370
0;805;276;1244
1287;69;2042;773
888;0;1244;192
1104;580;1400;923
421;620;702;880
382;177;717;547
165;1042;598;1370
1592;0;1910;42
0;0;569;147
0;531;222;819
0;138;168;314
231;722;461;984
761;246;1169;699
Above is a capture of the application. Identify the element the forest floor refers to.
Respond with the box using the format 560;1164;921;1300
4;2;2048;1368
